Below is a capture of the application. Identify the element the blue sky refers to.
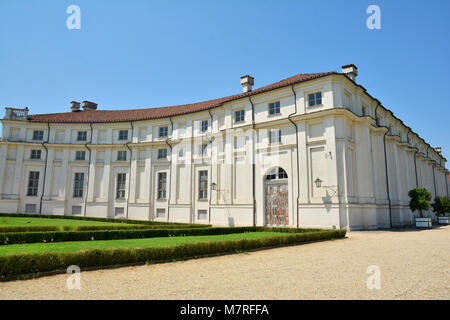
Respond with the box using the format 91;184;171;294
0;0;449;162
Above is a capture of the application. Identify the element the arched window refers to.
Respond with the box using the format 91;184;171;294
265;167;288;181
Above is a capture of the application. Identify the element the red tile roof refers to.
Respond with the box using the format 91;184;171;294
28;72;335;123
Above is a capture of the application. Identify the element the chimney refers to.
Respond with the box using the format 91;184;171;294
82;101;98;111
436;147;442;154
342;64;358;81
70;101;81;112
240;75;254;93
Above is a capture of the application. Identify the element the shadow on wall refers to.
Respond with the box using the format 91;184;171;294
228;217;235;227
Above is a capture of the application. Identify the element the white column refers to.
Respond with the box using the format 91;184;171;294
0;145;7;196
43;148;54;199
87;149;97;202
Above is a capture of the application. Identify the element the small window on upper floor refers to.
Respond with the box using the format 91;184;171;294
30;150;42;160
200;143;208;155
201;120;208;132
75;151;86;161
158;148;168;159
159;126;168;138
117;151;127;161
269;101;281;115
119;130;128;141
77;131;87;141
308;92;322;107
269;129;282;144
32;130;44;141
362;105;368;116
234;109;245;123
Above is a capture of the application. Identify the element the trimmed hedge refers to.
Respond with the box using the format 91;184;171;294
0;213;211;228
0;226;58;233
0;227;261;245
73;224;210;231
0;229;346;279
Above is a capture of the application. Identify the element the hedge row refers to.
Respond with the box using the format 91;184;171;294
0;226;325;245
0;229;346;279
0;227;262;245
0;213;211;228
73;224;210;231
0;226;58;233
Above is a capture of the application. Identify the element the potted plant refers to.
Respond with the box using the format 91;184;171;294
408;188;432;228
432;196;450;225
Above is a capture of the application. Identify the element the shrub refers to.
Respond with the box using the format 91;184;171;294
431;196;450;217
0;226;58;234
0;229;346;279
408;188;432;218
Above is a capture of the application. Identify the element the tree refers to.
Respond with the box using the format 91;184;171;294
408;188;432;218
431;196;450;217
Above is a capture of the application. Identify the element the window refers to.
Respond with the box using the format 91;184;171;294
235;109;245;123
119;130;128;141
32;130;44;141
200;143;208;155
157;172;167;199
72;206;82;215
178;148;184;157
198;210;208;220
25;204;37;214
116;174;126;199
77;131;87;141
73;173;84;198
362;105;368;116
117;151;127;161
30;150;42;160
156;208;166;218
75;151;86;161
269;101;281;115
27;171;40;196
266;168;288;181
115;207;125;216
269;129;282;144
201;120;208;132
159;126;168;137
308;92;322;107
158;148;167;159
199;170;208;200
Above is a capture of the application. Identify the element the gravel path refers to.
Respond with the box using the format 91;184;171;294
1;226;449;300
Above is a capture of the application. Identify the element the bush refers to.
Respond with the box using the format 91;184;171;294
0;226;58;233
431;197;450;217
0;229;346;279
408;188;432;218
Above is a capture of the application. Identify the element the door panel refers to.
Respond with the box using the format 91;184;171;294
265;182;288;226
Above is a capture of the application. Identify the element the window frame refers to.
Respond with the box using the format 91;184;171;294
158;148;168;159
269;129;282;144
30;149;42;160
118;130;129;141
159;126;169;138
77;131;87;142
200;120;209;133
117;151;127;161
27;171;40;196
75;150;86;161
73;172;85;198
157;172;167;200
308;91;323;107
198;170;208;200
116;173;126;199
234;109;245;123
32;130;44;141
268;101;281;115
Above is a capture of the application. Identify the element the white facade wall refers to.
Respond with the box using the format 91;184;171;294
0;74;448;230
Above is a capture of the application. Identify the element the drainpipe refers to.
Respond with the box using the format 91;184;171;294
165;117;174;223
249;96;256;227
382;129;393;228
83;123;94;216
125;121;134;219
207;109;214;224
375;107;392;228
39;122;51;214
288;85;300;228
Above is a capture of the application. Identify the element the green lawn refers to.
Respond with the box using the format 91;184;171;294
0;217;136;230
0;232;286;256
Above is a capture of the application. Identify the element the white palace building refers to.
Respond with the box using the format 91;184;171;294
0;65;448;230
